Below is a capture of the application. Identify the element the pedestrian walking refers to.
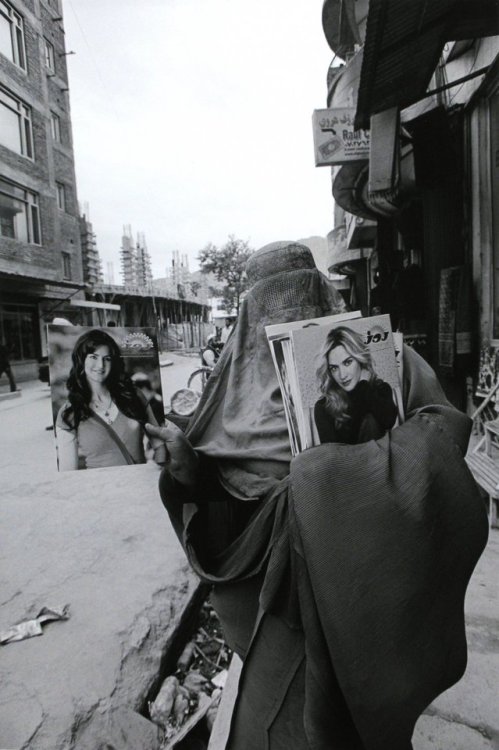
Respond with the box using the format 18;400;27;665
0;340;17;392
147;241;488;750
201;334;222;368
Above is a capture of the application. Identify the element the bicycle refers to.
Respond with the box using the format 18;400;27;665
168;344;220;423
167;363;213;428
186;339;223;394
187;365;213;394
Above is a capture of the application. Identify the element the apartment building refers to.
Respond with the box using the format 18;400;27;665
0;0;83;379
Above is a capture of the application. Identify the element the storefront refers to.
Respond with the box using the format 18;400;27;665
469;61;499;348
318;0;499;409
0;272;86;383
0;302;38;363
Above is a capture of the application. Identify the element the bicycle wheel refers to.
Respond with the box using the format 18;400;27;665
187;367;212;393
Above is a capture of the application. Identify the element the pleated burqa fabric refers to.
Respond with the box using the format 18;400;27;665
159;242;488;749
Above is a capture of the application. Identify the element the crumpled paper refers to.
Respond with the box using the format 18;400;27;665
0;604;70;645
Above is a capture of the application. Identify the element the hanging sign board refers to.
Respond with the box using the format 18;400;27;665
312;108;370;166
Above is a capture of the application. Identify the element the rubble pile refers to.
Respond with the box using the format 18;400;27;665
149;601;232;750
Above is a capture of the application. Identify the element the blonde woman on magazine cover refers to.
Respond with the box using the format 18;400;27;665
313;325;398;445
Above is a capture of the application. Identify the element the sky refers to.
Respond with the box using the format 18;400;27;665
62;0;336;280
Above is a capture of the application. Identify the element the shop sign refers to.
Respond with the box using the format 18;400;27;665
312;108;370;166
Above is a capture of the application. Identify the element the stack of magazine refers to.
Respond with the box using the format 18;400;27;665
266;312;404;454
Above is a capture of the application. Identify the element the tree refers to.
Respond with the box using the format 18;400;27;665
198;235;254;315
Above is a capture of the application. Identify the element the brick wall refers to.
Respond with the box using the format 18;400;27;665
0;0;83;285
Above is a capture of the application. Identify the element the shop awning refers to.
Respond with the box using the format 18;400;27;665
354;0;499;129
322;0;362;59
332;161;377;219
0;270;86;291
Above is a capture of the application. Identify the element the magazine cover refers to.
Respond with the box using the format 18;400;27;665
268;335;302;454
393;331;404;385
264;310;361;342
47;325;164;472
285;314;404;451
266;311;362;455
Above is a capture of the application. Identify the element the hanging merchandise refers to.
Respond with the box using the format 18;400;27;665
438;266;472;374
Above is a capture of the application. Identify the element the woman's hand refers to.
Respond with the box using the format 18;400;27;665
145;421;199;489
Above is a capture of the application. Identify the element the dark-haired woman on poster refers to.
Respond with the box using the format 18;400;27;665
314;325;398;445
56;329;165;471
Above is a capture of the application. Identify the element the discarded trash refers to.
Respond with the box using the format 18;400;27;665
0;604;70;645
210;669;228;689
149;601;232;749
177;639;196;671
162;692;213;750
172;690;189;724
183;669;208;694
149;675;180;729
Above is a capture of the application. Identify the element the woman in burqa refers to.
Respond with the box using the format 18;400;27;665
147;242;488;750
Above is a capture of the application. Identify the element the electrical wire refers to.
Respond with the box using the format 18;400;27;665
436;52;449;108
447;41;481;106
66;0;120;120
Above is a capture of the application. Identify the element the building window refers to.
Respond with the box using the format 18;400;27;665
62;251;71;279
56;181;65;210
0;176;41;244
0;85;33;157
44;38;55;73
0;0;26;69
50;111;61;141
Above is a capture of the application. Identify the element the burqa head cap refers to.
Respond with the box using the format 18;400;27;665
187;239;347;499
245;241;316;286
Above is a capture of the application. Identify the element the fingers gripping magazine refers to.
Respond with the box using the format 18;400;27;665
267;314;404;453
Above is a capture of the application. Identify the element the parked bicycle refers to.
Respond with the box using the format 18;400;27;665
187;336;223;393
187;334;223;393
187;364;214;393
167;337;223;425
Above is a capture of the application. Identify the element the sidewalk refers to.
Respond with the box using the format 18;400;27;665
414;527;499;749
0;382;199;749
